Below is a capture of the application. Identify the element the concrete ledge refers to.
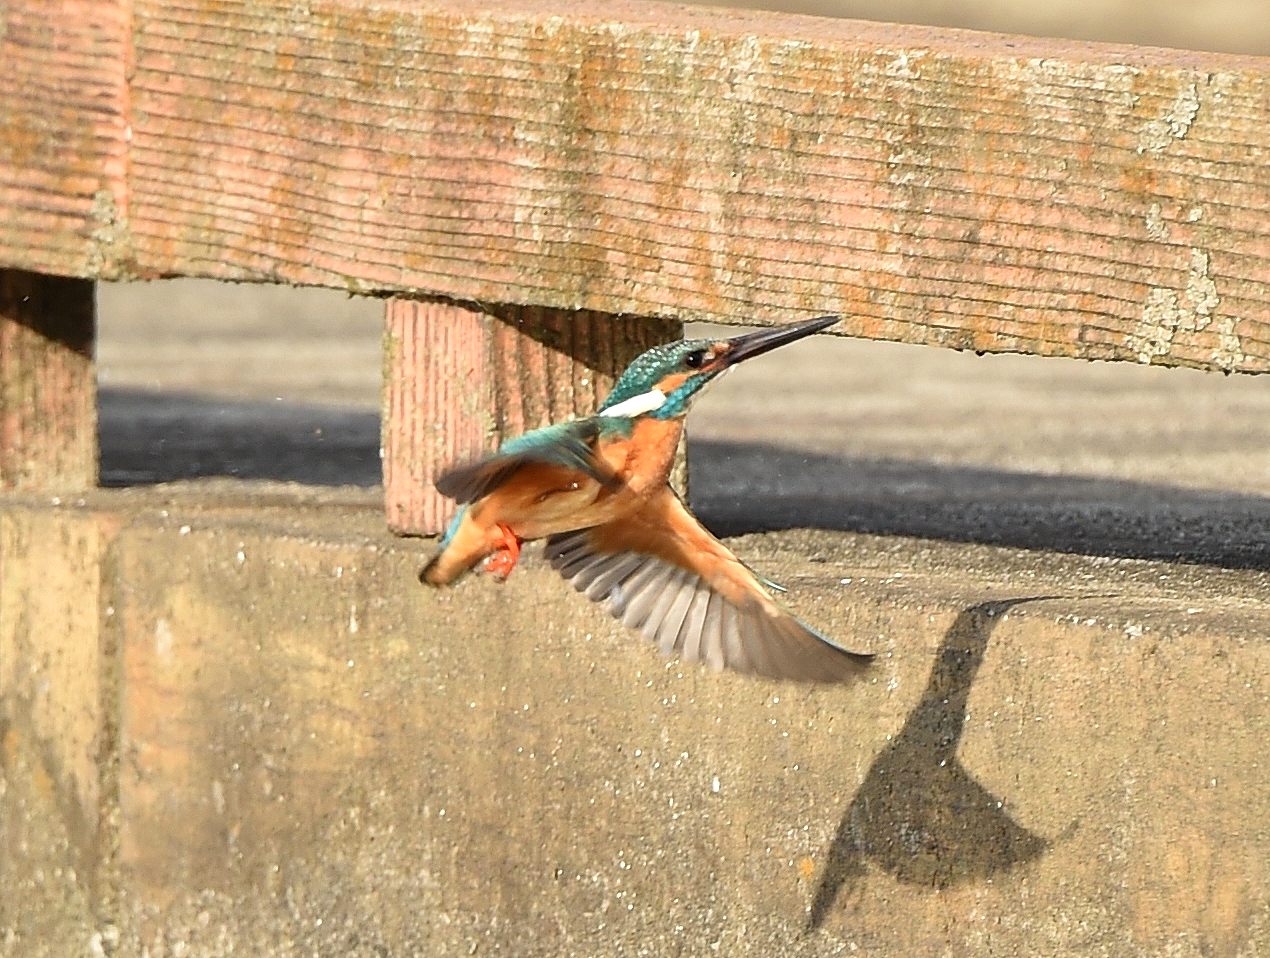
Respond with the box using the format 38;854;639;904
2;485;1267;956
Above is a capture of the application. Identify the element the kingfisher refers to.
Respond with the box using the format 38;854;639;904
420;315;872;683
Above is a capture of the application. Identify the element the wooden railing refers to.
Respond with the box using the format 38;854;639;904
2;0;1267;532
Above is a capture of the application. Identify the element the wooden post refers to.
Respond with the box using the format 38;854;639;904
0;270;96;492
384;301;680;536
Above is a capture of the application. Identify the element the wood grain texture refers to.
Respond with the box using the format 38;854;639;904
384;300;680;534
0;271;97;491
0;0;130;278
2;0;1269;373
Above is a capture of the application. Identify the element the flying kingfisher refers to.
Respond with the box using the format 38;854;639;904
420;315;873;683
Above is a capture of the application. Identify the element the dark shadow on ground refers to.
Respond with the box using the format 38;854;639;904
806;599;1055;931
99;392;1270;570
99;388;381;487
692;439;1270;571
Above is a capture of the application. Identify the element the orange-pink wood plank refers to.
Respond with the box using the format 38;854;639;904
2;0;1270;374
74;2;1270;372
0;1;130;278
0;271;97;491
384;300;678;535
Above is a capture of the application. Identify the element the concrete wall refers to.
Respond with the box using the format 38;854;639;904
2;487;1266;956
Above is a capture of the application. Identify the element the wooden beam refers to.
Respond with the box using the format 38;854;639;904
384;301;680;535
0;271;97;491
0;0;130;279
2;0;1269;373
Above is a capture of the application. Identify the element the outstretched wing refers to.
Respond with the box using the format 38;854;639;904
544;490;872;683
435;419;618;504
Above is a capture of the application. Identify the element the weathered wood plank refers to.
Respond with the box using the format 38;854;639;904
0;0;130;278
384;301;679;534
3;0;1270;372
0;271;97;491
106;0;1270;373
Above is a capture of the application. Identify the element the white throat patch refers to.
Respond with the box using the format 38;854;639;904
600;387;666;418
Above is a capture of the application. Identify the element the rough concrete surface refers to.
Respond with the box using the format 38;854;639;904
1;278;1268;956
1;487;1267;957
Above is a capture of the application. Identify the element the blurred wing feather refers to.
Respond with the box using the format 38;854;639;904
544;491;872;683
435;419;617;503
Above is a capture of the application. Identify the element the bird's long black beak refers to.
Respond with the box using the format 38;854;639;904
718;315;839;368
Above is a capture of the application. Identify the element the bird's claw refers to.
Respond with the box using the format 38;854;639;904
481;523;522;581
482;549;517;580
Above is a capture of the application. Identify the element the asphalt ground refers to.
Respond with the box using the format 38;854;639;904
96;280;1270;572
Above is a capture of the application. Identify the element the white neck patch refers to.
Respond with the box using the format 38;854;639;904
601;387;666;418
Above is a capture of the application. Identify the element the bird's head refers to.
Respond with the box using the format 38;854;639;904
599;315;839;421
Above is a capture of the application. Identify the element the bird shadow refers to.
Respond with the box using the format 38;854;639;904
805;597;1059;932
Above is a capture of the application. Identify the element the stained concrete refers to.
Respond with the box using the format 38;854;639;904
1;487;1268;956
1;280;1267;954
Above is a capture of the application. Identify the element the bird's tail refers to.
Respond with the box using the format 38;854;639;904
418;506;480;587
419;551;463;586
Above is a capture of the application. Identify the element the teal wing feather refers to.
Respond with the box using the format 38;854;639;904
435;418;620;504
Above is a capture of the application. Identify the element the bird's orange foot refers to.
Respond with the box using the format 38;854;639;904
481;524;523;581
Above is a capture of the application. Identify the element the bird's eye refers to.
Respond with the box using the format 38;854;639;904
684;350;707;369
